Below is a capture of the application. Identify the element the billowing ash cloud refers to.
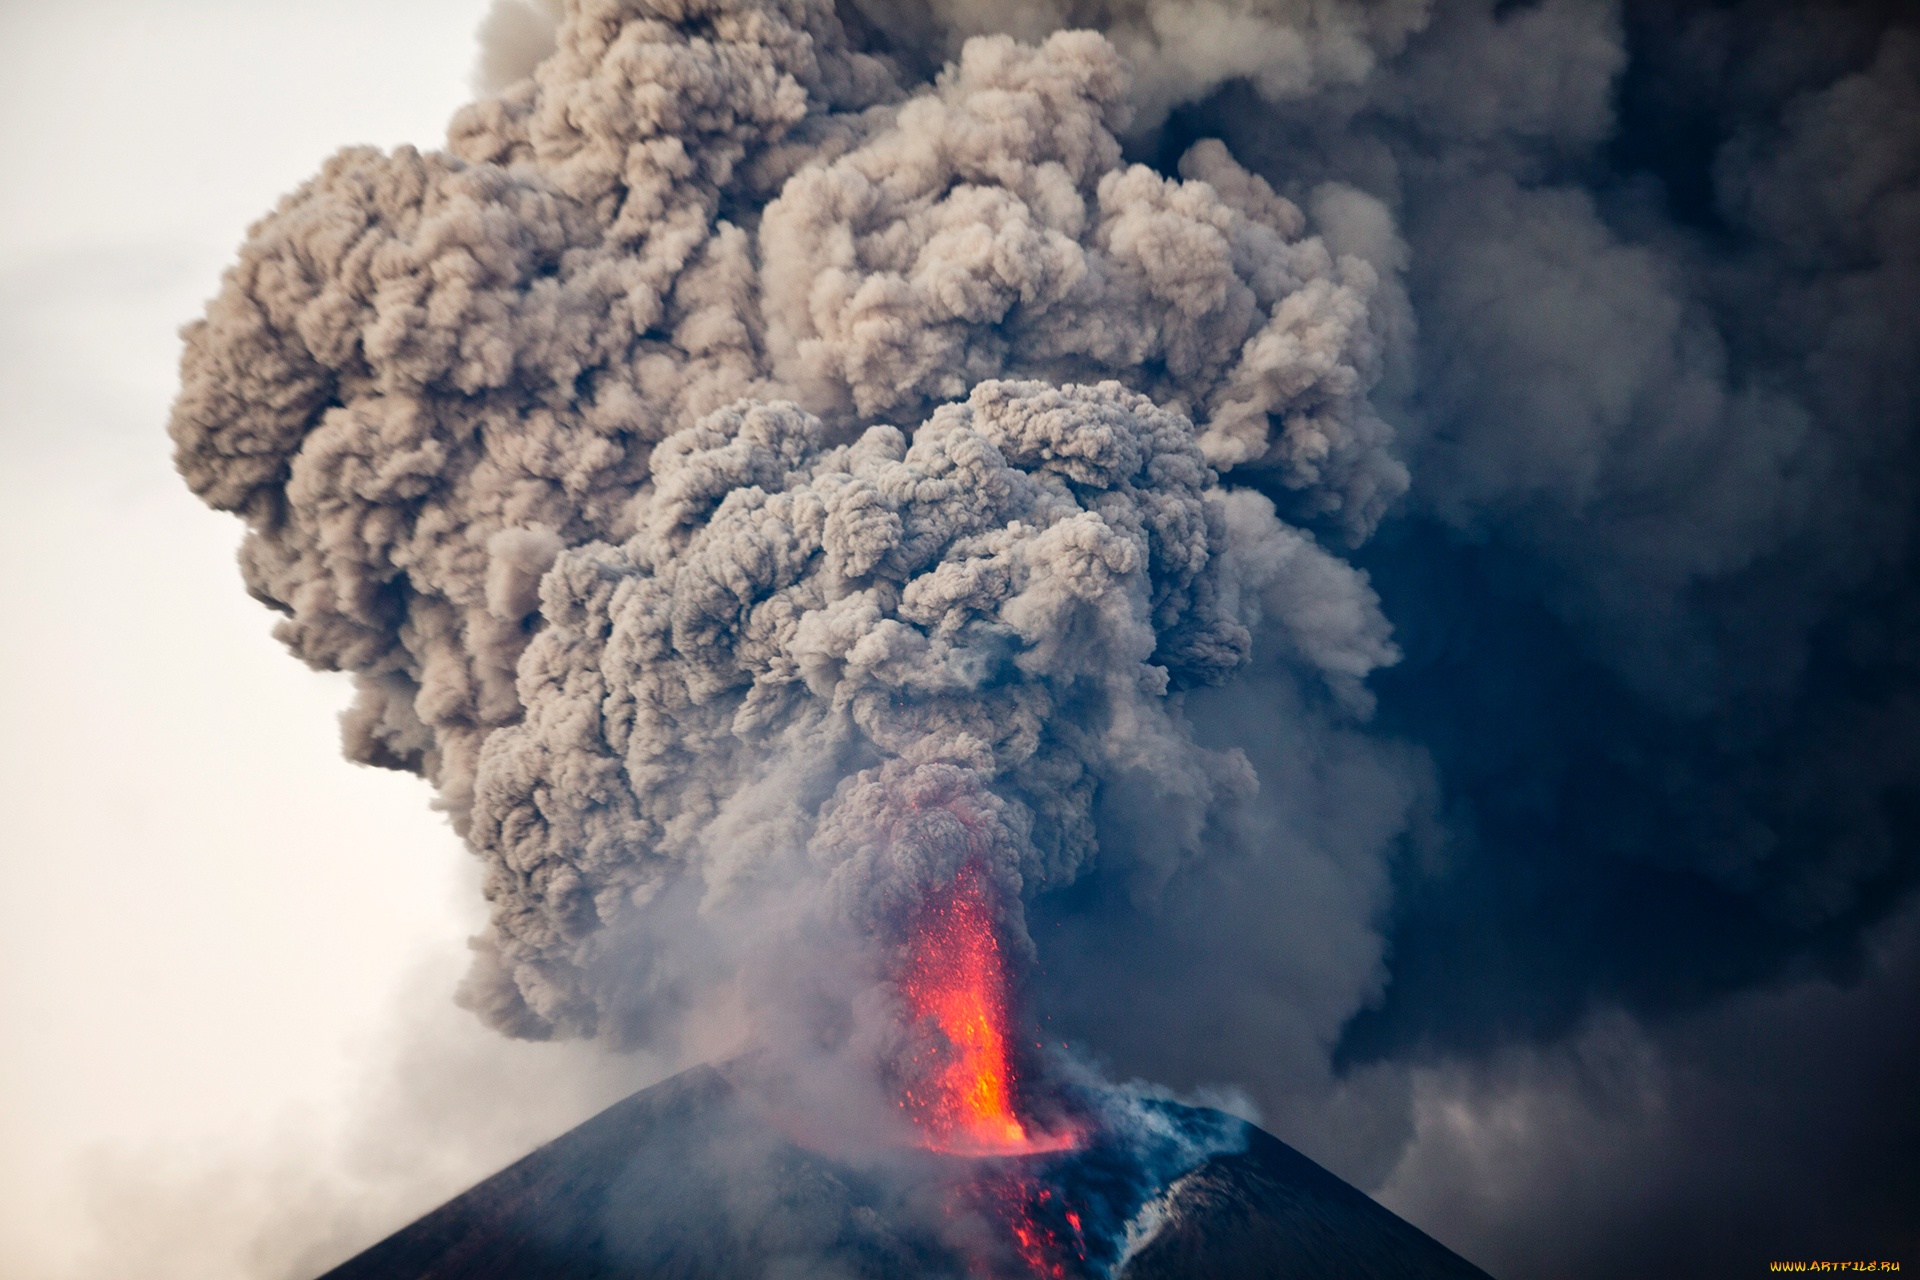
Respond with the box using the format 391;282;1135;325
470;380;1298;1036
173;0;1920;1273
171;0;1396;1046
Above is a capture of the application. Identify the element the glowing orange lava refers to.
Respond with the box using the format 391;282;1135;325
898;864;1088;1276
1005;1184;1086;1278
898;864;1038;1154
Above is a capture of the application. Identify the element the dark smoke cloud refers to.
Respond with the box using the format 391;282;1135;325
1376;898;1920;1276
172;0;1920;1274
1072;0;1920;1271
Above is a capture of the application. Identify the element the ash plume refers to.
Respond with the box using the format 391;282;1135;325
171;0;1396;1050
172;0;1920;1273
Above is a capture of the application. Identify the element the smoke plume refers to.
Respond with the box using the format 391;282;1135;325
171;0;1397;1057
172;0;1920;1273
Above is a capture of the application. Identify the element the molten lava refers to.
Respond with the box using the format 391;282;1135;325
894;864;1093;1275
1004;1183;1088;1279
897;863;1035;1154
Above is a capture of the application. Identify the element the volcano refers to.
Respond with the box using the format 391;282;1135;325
315;1063;1493;1280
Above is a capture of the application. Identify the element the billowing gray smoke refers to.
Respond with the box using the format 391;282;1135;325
174;0;1920;1275
171;1;1396;1043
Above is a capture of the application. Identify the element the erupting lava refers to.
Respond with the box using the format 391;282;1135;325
897;863;1087;1276
897;863;1026;1151
897;863;1064;1156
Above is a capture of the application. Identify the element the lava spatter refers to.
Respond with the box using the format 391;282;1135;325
1004;1182;1089;1279
897;863;1038;1155
895;862;1091;1275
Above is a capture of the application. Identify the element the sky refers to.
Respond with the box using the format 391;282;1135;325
3;3;1917;1279
0;5;641;1278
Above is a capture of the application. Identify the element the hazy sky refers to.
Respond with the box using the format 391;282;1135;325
0;6;636;1277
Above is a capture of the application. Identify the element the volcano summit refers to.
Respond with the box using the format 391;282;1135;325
317;1063;1494;1280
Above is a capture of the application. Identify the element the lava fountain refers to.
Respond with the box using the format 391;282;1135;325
897;863;1040;1154
893;863;1089;1275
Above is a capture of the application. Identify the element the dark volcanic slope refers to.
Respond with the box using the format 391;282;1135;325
1118;1129;1491;1280
317;1065;1493;1280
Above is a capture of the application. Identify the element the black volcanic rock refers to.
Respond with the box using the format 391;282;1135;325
1116;1129;1492;1280
317;1064;1493;1280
